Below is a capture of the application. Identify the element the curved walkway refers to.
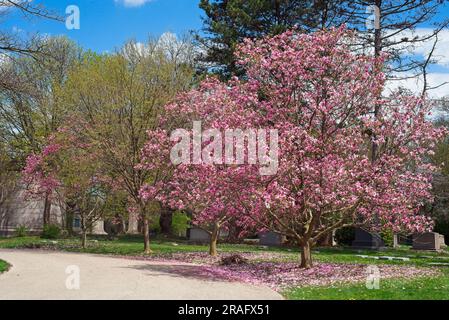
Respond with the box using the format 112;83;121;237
0;249;283;300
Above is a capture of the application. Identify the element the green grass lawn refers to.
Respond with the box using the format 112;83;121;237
285;268;449;300
0;259;9;273
1;235;448;263
1;235;449;266
310;246;449;267
1;235;449;299
0;235;290;256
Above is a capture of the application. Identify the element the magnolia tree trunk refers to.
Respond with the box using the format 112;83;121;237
209;222;220;256
300;240;313;269
143;216;152;254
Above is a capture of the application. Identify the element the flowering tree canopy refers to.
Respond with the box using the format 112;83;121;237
140;27;445;267
22;126;113;247
139;87;262;255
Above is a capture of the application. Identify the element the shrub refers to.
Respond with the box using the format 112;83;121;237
172;211;191;237
335;227;356;246
41;224;61;239
380;228;394;247
15;225;28;237
149;218;161;234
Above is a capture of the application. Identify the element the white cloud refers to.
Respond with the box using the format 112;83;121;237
387;72;449;99
114;0;154;8
381;28;449;99
389;28;449;69
122;32;197;65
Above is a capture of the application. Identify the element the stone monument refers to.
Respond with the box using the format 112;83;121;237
91;220;107;235
413;232;444;251
258;231;286;247
440;234;447;248
188;227;211;243
352;228;385;250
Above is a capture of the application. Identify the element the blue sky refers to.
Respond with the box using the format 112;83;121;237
2;0;449;98
3;0;449;54
4;0;204;53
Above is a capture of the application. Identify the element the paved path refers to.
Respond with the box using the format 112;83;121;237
0;250;283;300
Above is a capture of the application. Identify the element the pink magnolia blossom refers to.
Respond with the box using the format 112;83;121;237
22;144;62;200
139;27;446;266
122;252;439;291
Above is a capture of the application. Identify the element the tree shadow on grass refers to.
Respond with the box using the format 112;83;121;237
122;263;234;283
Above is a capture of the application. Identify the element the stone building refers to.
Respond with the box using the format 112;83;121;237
0;187;63;236
0;187;106;236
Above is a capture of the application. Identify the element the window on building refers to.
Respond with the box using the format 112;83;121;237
73;218;81;229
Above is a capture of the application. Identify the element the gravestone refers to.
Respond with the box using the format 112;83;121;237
187;227;211;243
412;232;443;251
393;234;399;248
127;212;140;235
440;234;447;248
258;231;285;247
0;186;63;236
187;227;228;243
91;220;107;235
351;228;385;250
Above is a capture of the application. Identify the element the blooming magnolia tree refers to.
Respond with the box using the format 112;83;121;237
22;143;62;204
140;27;445;267
141;161;258;256
139;80;263;256
23;128;112;248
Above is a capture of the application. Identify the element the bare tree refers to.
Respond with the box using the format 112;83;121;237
0;37;81;226
61;36;195;253
0;140;19;229
333;1;449;164
340;1;448;81
0;0;62;56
